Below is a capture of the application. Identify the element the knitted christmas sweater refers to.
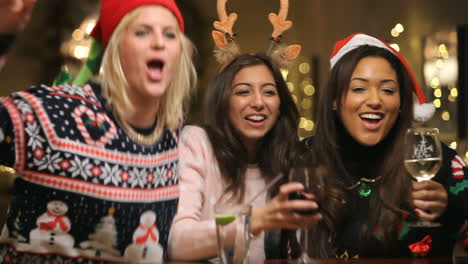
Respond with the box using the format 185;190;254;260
302;132;468;259
0;83;179;263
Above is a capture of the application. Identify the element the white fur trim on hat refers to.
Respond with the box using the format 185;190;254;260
330;34;395;69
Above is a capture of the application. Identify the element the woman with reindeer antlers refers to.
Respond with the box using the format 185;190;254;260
167;0;321;262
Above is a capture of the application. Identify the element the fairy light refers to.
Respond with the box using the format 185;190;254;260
450;142;457;150
304;120;315;131
451;88;458;97
72;29;84;41
436;59;444;68
434;89;442;98
292;94;297;103
281;69;289;80
299;63;310;74
287;82;294;92
299;117;307;129
301;98;312;110
304;85;315;96
395;23;404;32
73;45;89;60
391;23;404;38
433;99;441;108
430;77;440;88
389;43;400;52
85;19;97;35
441;111;450;121
442;51;449;58
61;15;98;62
439;44;447;53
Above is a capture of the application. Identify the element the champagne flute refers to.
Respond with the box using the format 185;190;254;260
403;127;442;227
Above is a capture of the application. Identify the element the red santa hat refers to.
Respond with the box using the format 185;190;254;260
329;33;435;123
91;0;185;49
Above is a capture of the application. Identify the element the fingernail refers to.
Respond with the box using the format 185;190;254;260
414;210;419;216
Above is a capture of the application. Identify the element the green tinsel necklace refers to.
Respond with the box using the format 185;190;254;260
346;175;383;197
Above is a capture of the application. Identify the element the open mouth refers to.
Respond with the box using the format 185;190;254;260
147;59;165;80
245;115;266;123
360;113;384;124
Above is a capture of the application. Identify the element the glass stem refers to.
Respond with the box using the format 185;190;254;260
299;229;311;264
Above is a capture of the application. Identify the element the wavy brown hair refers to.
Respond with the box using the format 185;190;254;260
307;45;414;257
203;53;300;201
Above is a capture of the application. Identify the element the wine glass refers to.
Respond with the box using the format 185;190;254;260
403;127;442;227
288;167;318;264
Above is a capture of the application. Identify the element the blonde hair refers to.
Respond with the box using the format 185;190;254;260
100;7;197;139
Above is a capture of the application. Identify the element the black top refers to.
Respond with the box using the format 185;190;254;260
302;128;468;259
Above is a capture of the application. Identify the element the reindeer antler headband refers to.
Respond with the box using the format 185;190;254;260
212;0;302;69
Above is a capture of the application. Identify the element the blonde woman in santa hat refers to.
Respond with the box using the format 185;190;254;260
0;0;196;263
301;33;468;259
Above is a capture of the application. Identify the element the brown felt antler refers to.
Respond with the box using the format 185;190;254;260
213;0;237;39
268;0;301;68
211;0;300;69
212;0;240;64
269;0;293;41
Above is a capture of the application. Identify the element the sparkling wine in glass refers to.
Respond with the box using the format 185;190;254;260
404;127;442;227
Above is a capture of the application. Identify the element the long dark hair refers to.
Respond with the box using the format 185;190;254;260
308;45;414;257
203;53;300;201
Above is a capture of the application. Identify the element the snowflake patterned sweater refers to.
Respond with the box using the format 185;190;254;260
0;83;180;263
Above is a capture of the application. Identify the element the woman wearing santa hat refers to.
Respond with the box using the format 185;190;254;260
0;0;196;262
302;33;468;259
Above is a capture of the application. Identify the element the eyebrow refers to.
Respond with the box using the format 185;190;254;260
232;82;276;88
351;77;398;85
132;23;177;31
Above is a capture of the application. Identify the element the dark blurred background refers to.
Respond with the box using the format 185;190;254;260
0;0;468;231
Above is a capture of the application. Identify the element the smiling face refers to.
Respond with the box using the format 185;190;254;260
228;64;280;150
119;6;181;109
339;56;401;146
47;200;68;215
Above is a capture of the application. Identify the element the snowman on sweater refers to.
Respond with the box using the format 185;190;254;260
124;210;163;262
29;200;75;250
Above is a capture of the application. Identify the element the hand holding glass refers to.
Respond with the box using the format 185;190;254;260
403;128;442;227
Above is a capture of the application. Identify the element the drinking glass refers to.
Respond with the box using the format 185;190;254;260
404;127;442;227
214;202;252;264
289;167;318;264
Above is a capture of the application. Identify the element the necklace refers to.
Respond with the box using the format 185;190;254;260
346;175;383;197
119;119;161;146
